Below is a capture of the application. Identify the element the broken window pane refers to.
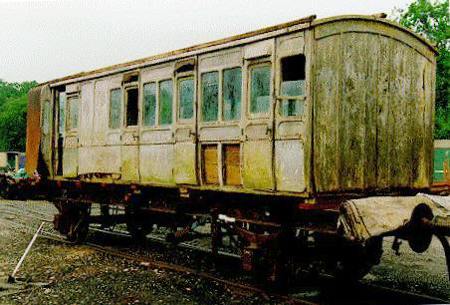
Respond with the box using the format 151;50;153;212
250;65;271;114
222;68;241;121
178;78;194;120
201;72;219;122
109;88;122;129
126;88;138;126
58;92;66;135
67;96;79;130
143;82;156;126
159;79;173;125
279;55;306;117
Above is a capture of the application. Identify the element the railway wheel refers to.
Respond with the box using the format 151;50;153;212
66;207;90;243
125;201;152;242
334;237;383;281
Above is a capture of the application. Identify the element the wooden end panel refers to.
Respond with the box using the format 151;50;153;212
202;145;219;185
224;144;241;186
25;87;42;176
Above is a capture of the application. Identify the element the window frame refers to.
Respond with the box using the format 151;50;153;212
158;78;174;127
124;85;139;128
221;66;242;122
109;88;123;130
200;70;220;124
176;74;195;123
247;61;273;119
276;54;307;119
142;81;158;128
66;94;80;132
200;66;243;125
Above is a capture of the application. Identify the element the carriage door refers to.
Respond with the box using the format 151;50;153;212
274;34;307;192
55;88;66;176
174;59;197;185
242;40;275;191
121;73;140;182
63;85;80;178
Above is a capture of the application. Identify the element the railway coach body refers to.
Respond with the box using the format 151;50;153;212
26;14;437;198
25;15;450;284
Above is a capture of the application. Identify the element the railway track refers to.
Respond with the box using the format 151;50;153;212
0;200;448;305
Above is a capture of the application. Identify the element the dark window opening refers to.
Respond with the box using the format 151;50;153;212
126;88;139;126
280;55;306;117
123;73;139;83
176;63;195;74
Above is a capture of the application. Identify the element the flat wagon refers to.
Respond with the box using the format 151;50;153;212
25;14;450;283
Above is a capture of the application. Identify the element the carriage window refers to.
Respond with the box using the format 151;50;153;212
143;82;156;126
250;65;271;114
201;72;219;122
159;79;173;125
58;92;66;135
178;77;194;120
125;88;138;126
279;55;306;117
222;68;242;121
67;96;79;130
109;88;122;129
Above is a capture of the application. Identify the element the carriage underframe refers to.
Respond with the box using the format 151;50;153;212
47;180;450;285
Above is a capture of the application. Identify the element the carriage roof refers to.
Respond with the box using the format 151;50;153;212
41;14;437;88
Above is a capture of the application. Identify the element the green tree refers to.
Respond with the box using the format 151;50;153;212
0;80;37;151
393;0;450;139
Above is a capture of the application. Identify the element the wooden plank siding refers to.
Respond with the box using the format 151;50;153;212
313;20;436;194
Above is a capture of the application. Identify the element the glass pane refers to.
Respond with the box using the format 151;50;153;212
223;68;241;121
250;65;271;114
281;80;305;96
201;72;219;122
67;97;79;130
279;99;304;117
159;80;173;125
126;88;138;126
58;92;66;135
109;88;122;129
178;78;194;120
143;82;156;126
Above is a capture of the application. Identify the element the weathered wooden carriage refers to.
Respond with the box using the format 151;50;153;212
26;14;449;282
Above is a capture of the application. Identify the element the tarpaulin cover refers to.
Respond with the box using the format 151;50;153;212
339;194;450;241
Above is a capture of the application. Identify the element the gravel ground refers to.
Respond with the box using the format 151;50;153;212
0;200;449;305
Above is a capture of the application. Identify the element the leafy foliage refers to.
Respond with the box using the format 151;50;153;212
0;80;37;151
393;0;450;139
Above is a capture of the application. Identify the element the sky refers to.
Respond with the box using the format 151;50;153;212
0;0;413;83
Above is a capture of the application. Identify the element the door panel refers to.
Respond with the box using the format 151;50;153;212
139;64;175;185
197;49;243;188
174;70;197;185
274;33;307;193
242;47;275;191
